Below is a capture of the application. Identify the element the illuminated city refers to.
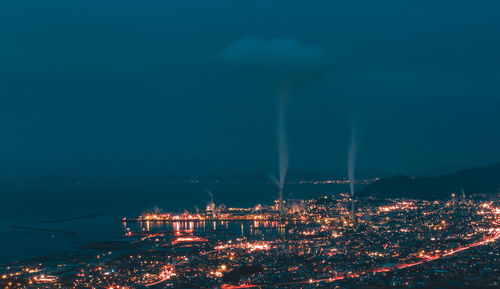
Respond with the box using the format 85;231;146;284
1;192;499;288
2;1;500;288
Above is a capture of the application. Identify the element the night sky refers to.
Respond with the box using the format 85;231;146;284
1;1;500;178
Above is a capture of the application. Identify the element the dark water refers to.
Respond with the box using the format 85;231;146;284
0;215;123;264
0;217;290;264
0;181;349;264
125;219;292;237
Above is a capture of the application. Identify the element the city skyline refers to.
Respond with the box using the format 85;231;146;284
1;1;499;288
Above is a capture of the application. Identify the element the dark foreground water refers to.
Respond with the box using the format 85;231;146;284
0;217;290;264
0;215;123;264
0;181;350;264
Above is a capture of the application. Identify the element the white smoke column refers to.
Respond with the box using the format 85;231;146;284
267;173;280;188
348;124;356;197
222;38;329;216
206;189;214;204
348;122;357;217
268;173;282;213
277;82;290;216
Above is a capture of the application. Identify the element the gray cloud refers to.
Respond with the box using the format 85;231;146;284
222;37;330;82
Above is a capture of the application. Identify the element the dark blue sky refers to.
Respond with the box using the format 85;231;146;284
1;0;500;177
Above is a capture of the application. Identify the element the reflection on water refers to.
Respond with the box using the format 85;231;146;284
1;218;292;264
123;220;292;237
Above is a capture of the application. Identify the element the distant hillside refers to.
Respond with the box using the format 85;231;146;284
358;162;500;199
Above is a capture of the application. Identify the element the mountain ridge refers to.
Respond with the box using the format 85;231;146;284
358;162;500;199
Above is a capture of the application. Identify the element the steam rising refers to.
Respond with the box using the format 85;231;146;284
206;189;213;199
348;123;357;197
277;84;290;215
348;122;357;217
267;86;290;215
268;173;279;187
206;189;214;203
278;84;289;192
223;37;330;216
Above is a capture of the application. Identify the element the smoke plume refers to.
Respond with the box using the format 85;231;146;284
206;189;214;202
278;84;290;192
268;173;279;187
348;122;357;197
206;189;213;198
223;37;330;215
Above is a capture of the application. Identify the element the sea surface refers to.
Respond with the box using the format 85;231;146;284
0;182;350;264
0;214;123;264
